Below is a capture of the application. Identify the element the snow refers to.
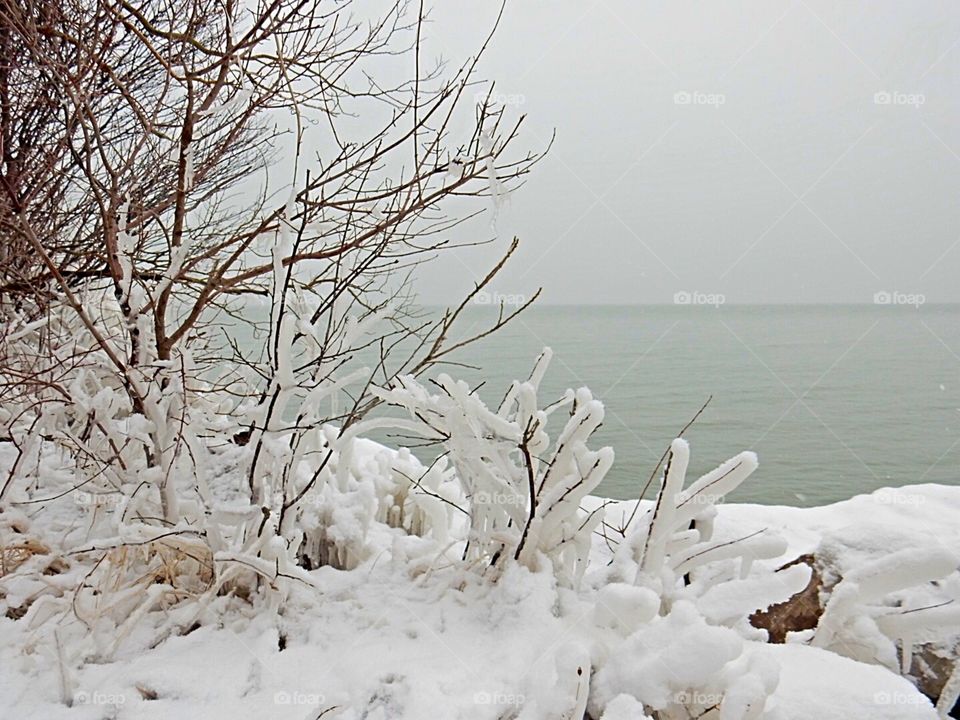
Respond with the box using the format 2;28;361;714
696;562;812;626
600;694;652;719
594;583;661;634
754;643;939;720
589;600;744;714
1;557;584;720
2;433;958;719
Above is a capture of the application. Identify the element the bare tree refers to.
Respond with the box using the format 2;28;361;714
0;0;545;536
0;0;107;302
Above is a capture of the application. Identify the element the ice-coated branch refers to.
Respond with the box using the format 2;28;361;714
370;349;613;586
813;547;959;673
628;442;765;594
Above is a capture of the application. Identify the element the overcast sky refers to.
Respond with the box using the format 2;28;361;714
410;1;960;305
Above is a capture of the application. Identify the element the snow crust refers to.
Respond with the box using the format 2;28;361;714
1;437;956;719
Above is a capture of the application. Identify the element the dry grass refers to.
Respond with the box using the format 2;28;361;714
97;539;216;598
0;538;49;577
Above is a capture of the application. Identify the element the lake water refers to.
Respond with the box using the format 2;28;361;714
427;304;960;506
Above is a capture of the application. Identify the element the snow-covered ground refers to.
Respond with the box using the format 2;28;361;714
1;437;958;719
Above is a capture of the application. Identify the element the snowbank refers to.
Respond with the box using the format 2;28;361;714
1;433;957;719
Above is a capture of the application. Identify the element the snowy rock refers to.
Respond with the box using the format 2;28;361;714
749;554;826;642
754;643;939;720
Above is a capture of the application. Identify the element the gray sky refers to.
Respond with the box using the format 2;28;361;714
413;0;960;305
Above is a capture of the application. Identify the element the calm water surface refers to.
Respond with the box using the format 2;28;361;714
427;304;960;506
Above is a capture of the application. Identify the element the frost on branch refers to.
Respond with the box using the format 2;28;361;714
604;438;806;634
812;546;960;674
586;439;803;719
370;348;614;586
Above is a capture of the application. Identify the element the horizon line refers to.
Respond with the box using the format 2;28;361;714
419;300;960;307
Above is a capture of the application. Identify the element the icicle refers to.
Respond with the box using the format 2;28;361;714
116;198;134;306
639;439;689;578
183;144;194;191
